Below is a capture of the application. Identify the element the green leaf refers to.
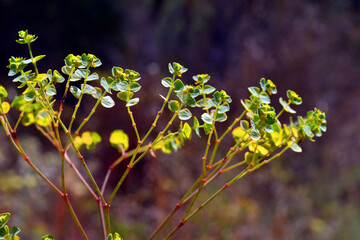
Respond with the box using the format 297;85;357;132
178;108;192;120
9;226;20;238
182;122;192;139
240;120;249;130
126;98;139;107
93;87;102;99
258;92;270;104
185;95;196;107
41;235;55;240
101;77;111;93
70;86;81;99
86;72;99;81
290;142;302;152
61;66;73;75
168;100;180;112
203;85;216;94
248;87;260;97
24;90;36;101
272;123;281;133
203;123;212;135
110;130;129;151
279;97;296;114
82;84;97;95
45;84;57;96
34;55;46;62
0;226;8;238
107;233;114;240
0;86;8;98
264;125;274;133
215;112;227;122
193;116;201;137
303;125;314;138
0;213;10;228
130;82;141;92
161;77;172;88
101;96;115;108
115;81;128;92
249;129;261;141
74;69;87;79
168;63;174;74
259;78;266;92
173;79;184;92
218;103;230;113
201;113;213;124
245;152;254;165
117;91;133;102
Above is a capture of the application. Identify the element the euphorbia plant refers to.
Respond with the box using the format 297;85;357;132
0;30;326;239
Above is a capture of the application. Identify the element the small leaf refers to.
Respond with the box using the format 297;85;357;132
182;122;192;139
41;235;55;240
178;108;192;120
232;127;247;141
303;125;314;138
86;72;99;81
24;90;36;101
0;212;10;228
290;142;302;152
61;66;73;75
168;100;180;112
130;82;141;92
173;79;184;92
70;86;81;99
34;55;46;62
218;103;230;113
193;116;201;137
185;96;196;107
249;129;261;141
201;113;213;124
46;84;57;96
248;87;260;97
1;102;10;114
0;86;8;98
117;91;133;102
101;96;115;108
110;130;129;151
258;92;270;104
161;77;172;88
203;85;216;94
82;84;97;95
215;112;227;122
168;63;174;74
101;77;111;93
240;120;249;131
203;123;212;135
126;98;139;107
74;69;87;78
279;97;296;114
10;226;20;237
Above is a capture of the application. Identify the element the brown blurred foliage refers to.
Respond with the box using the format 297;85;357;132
1;0;360;239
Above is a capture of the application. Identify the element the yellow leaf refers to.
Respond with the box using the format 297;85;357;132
81;132;92;145
1;102;10;114
109;130;129;151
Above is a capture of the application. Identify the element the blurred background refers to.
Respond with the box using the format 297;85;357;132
0;0;360;239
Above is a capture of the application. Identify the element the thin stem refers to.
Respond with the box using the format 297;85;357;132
98;200;107;239
127;106;140;141
27;43;39;75
63;194;88;240
68;67;90;132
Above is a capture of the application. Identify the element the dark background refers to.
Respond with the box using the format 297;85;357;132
1;0;360;239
